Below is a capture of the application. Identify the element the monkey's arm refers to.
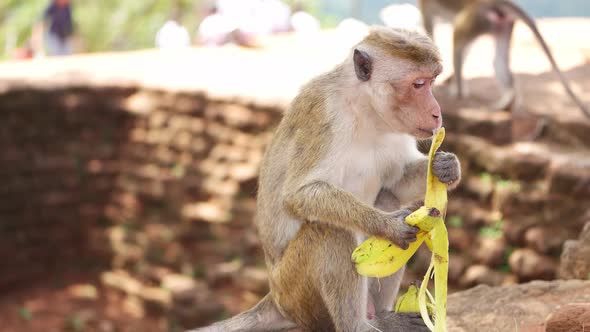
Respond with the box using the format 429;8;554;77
392;152;461;204
283;181;419;249
392;157;429;205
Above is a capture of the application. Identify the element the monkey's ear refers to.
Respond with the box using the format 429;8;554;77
353;49;372;81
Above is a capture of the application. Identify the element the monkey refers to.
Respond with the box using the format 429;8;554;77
418;0;590;117
189;27;461;332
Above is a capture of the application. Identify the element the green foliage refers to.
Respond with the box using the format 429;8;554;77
0;0;203;58
17;306;33;321
0;0;346;58
171;163;186;178
479;219;504;239
499;245;514;274
448;215;463;228
65;314;85;331
495;179;513;189
479;172;493;183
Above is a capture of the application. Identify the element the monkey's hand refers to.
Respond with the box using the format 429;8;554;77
380;208;420;250
432;152;461;190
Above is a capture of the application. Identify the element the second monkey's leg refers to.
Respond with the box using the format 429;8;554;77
493;21;516;110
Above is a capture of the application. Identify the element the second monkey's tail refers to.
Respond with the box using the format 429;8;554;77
498;0;590;118
186;294;297;332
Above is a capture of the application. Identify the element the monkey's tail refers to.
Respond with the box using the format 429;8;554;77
186;294;298;332
498;0;590;118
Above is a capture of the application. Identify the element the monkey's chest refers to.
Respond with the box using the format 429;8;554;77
338;154;398;205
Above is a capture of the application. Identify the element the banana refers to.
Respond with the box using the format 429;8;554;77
396;284;434;315
352;128;449;332
351;235;425;278
395;284;420;313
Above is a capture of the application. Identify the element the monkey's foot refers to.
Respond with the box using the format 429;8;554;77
493;90;517;111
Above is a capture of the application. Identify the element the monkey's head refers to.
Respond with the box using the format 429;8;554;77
352;27;443;139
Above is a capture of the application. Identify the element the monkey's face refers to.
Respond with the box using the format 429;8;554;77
369;68;442;139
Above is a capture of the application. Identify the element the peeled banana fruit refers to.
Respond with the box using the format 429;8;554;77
351;127;449;332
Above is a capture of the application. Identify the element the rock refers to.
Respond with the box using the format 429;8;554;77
143;266;174;284
525;226;570;254
463;175;494;202
101;270;142;295
501;274;519;286
140;286;172;314
448;255;468;283
168;278;223;327
459;264;505;288
447;280;590;332
448;227;473;251
161;274;197;295
509;248;557;281
181;200;231;223
67;283;98;300
559;222;590;279
474;236;506;267
503;217;537;245
511;109;546;142
447;198;496;228
548;163;590;197
545;303;590;332
122;295;145;318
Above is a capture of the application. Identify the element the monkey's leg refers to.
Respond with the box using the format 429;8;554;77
369;266;405;313
314;231;426;332
493;21;516;110
187;294;297;332
271;224;362;332
417;0;435;38
451;35;468;100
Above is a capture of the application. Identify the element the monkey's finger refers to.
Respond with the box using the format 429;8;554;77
399;224;419;238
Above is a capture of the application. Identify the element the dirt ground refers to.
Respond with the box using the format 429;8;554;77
0;271;161;332
1;18;589;332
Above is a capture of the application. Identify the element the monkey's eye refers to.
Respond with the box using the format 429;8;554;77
413;79;426;89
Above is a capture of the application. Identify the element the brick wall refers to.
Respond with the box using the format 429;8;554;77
0;86;280;292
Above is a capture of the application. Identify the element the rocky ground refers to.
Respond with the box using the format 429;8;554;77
448;280;590;332
0;18;589;332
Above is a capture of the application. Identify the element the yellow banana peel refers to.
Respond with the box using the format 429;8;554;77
351;127;449;332
395;284;434;315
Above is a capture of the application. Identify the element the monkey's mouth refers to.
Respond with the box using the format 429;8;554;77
416;128;436;138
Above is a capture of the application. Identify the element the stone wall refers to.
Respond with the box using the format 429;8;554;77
0;87;136;286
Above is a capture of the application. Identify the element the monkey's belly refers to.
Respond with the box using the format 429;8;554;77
270;222;372;330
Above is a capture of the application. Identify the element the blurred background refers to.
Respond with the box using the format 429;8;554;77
2;0;590;59
0;1;589;332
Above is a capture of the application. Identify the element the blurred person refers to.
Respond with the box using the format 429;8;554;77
336;17;369;43
33;0;74;56
196;0;291;47
12;42;34;60
196;5;239;46
380;3;422;31
289;2;321;35
156;20;191;49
